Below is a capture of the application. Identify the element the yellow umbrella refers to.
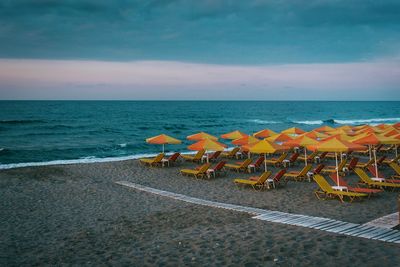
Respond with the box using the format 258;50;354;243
232;135;259;146
302;131;328;140
308;138;365;186
244;139;288;171
146;134;181;153
187;139;226;163
314;125;335;132
282;127;306;136
336;125;354;132
221;130;247;140
253;128;278;138
284;136;319;166
266;133;293;143
187;132;218;141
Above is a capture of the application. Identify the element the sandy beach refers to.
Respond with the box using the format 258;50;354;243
1;155;399;266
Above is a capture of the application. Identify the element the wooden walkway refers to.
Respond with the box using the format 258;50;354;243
116;181;400;244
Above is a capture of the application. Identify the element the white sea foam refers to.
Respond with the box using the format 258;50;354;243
118;143;127;148
249;119;281;124
335;118;400;125
292;120;324;125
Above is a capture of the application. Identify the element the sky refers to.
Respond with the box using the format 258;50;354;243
0;0;399;100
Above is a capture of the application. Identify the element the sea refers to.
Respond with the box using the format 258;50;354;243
1;101;399;169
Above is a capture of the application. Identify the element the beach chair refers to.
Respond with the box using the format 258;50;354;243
328;173;382;197
283;165;312;182
205;161;227;178
266;169;287;189
389;162;400;178
380;144;395;153
320;159;347;176
225;158;252;172
182;150;205;163
234;171;272;190
376;156;387;167
265;152;288;167
139;153;164;167
286;152;300;166
298;151;318;163
163;152;180;167
313;174;368;203
246;156;265;172
207;151;222;162
315;152;328;163
382;154;400;165
354;168;400;190
344;157;359;174
313;164;325;175
367;166;400;183
356;158;374;169
221;147;240;159
180;163;211;179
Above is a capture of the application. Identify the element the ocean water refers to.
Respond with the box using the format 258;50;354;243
1;101;399;169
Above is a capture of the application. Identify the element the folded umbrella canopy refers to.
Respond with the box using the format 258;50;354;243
253;128;278;138
146;134;182;153
243;139;288;171
187;132;218;141
308;138;365;186
221;130;247;140
284;135;319;166
187;138;227;163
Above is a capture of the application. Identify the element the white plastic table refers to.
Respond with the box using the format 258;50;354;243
332;185;348;191
371;177;385;182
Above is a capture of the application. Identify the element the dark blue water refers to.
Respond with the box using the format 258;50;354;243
1;101;399;168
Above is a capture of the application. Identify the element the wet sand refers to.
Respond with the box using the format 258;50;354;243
1;155;399;266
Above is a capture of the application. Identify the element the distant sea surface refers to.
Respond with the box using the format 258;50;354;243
1;101;399;169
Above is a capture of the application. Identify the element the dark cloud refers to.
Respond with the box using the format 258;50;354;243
0;0;399;63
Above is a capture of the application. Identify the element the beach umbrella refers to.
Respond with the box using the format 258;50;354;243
243;139;288;171
221;130;247;140
394;122;400;129
376;124;390;130
383;128;400;137
302;131;328;140
266;133;293;143
282;127;306;136
253;128;278;138
187;132;218;141
308;138;365;186
284;136;319;166
336;125;354;132
232;135;259;146
187;139;226;163
146;134;181;153
314;125;335;132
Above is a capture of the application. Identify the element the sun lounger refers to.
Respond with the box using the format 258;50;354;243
139;153;164;167
266;169;287;189
208;151;222;162
313;164;325;175
201;161;226;178
297;151;318;163
225;158;252;172
181;150;205;163
328;173;382;197
313;174;368;203
389;162;400;178
320;159;347;176
367;166;400;183
162;152;180;166
239;156;265;172
356;158;374;169
181;163;211;179
355;168;400;190
286;153;300;166
283;164;312;182
221;147;240;159
234;171;272;190
382;154;400;165
343;157;358;174
265;152;288;167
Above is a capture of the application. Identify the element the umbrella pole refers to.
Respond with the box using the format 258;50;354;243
335;152;339;186
162;144;165;153
373;147;378;178
207;150;209;163
396;145;398;158
304;148;307;166
340;152;343;162
264;153;267;172
369;145;371;159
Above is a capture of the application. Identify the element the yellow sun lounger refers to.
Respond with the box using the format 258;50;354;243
180;163;211;179
234;171;272;190
356;158;374;169
313;174;367;203
383;155;400;165
320;159;347;175
355;168;400;190
264;152;287;166
139;153;164;167
283;164;312;182
181;150;205;163
389;162;400;178
225;158;252;172
221;147;240;159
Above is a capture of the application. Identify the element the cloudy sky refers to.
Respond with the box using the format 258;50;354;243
0;0;399;100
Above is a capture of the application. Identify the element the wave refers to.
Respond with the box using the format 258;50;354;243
334;118;400;125
248;119;282;124
0;119;47;125
118;143;127;148
292;120;324;125
0;151;203;170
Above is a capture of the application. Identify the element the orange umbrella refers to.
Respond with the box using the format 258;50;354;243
232;135;259;146
394;122;400;129
187;139;226;163
282;127;306;136
383;128;400;137
146;134;182;153
266;133;293;143
284;136;319;166
314;125;335;132
221;130;247;140
308;138;365;186
302;131;328;140
187;132;218;141
243;139;288;171
253;128;278;138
